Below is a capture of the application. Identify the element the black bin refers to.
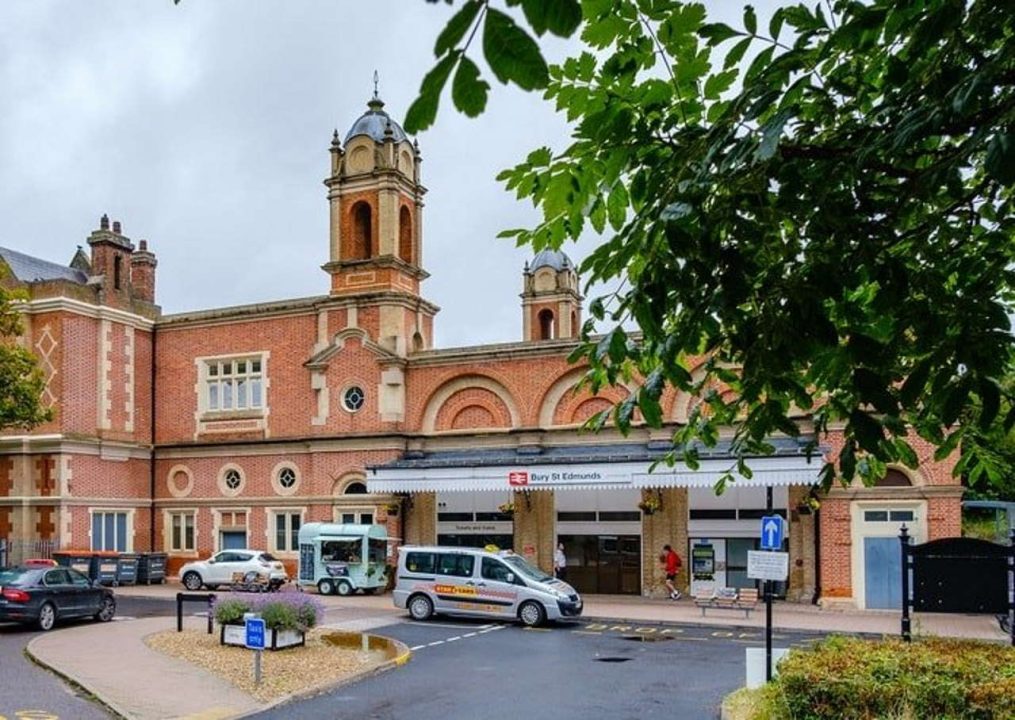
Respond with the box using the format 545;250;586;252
91;553;120;586
137;552;167;585
116;553;139;586
53;551;95;579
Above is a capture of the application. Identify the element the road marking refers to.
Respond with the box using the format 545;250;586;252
463;632;478;638
572;630;602;635
427;640;445;646
446;636;461;642
410;645;425;650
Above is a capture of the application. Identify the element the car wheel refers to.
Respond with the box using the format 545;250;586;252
318;579;335;596
408;594;434;621
182;572;203;591
519;600;546;628
95;596;116;623
37;602;57;632
336;580;353;596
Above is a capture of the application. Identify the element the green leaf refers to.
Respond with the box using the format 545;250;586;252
404;52;460;134
699;22;740;46
451;56;490;117
984;134;1015;185
743;4;757;35
483;8;549;90
607;182;628;230
978;377;1000;429
434;0;482;57
769;8;784;40
723;36;752;70
521;0;582;37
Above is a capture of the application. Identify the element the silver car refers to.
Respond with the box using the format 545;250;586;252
393;546;582;627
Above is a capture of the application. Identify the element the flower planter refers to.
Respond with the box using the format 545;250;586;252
220;623;306;650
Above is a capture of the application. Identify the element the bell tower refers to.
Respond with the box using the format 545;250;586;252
521;249;582;341
322;78;437;355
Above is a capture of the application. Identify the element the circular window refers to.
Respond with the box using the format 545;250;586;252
343;386;365;412
217;464;246;497
270;462;301;496
167;465;194;499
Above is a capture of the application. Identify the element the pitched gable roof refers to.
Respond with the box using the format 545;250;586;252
0;246;88;284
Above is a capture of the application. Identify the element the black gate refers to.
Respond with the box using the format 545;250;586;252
900;526;1014;645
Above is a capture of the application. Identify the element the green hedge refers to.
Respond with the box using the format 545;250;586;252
771;636;1015;720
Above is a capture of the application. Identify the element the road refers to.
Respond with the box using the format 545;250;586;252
252;618;827;720
0;596;173;720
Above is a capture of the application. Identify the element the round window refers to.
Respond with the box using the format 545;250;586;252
278;467;296;489
224;469;242;490
343;386;365;412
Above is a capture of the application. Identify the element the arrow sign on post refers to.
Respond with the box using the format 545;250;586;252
760;515;784;551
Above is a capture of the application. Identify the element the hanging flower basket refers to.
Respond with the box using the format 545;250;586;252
638;496;662;516
498;502;515;518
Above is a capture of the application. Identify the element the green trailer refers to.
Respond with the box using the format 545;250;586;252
297;522;390;596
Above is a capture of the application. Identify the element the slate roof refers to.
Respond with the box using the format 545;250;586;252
0;246;87;284
371;437;818;470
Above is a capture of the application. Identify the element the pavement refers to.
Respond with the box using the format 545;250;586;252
23;582;1011;720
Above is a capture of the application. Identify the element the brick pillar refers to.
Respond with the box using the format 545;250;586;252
511;490;554;573
404;492;436;546
787;486;817;601
641;487;689;597
0;458;12;496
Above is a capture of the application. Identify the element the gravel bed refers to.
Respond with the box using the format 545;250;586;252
145;628;382;703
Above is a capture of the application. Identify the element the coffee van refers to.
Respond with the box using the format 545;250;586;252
393;545;582;627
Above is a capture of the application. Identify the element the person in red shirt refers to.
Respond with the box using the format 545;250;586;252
662;544;682;600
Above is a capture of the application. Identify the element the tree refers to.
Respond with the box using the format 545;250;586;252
410;0;1015;490
0;285;52;430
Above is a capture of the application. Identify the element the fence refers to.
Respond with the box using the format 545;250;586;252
0;538;57;567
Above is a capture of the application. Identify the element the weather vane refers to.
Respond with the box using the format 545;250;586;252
373;70;379;100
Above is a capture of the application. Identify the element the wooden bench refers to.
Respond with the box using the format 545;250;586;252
694;588;759;618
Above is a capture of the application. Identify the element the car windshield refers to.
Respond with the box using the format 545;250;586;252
0;568;37;587
502;554;554;583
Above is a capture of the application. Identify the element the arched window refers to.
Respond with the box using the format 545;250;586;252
399;205;413;264
571;311;578;337
412;332;424;352
344;481;368;494
113;255;122;290
538;309;555;340
875;469;912;487
350;202;372;260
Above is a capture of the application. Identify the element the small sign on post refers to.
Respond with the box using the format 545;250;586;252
747;550;789;581
244;614;265;686
759;515;785;551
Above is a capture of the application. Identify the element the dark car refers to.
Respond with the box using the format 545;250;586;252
0;565;116;631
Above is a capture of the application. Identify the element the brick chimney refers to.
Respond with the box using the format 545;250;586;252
130;239;157;304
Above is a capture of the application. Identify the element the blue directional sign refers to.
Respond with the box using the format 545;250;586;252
760;515;785;551
245;617;266;650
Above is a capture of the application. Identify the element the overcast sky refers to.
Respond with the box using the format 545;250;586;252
1;1;777;349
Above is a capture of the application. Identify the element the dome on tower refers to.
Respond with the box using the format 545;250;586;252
529;248;573;273
345;95;408;144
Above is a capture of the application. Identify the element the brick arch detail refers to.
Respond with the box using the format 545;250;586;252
331;471;367;497
449;404;498;431
421;376;520;433
670;359;737;423
570;397;613;425
433;388;512;432
538;368;635;428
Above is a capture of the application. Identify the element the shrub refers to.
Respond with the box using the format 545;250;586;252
772;636;1015;720
212;591;324;632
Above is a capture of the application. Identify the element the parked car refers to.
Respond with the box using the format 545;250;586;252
393;545;582;627
0;565;116;631
179;550;288;591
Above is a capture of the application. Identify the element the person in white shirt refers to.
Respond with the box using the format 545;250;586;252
554;542;567;582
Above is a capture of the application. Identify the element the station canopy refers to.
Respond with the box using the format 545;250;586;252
367;441;822;493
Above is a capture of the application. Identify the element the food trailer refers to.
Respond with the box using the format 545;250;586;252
297;523;390;595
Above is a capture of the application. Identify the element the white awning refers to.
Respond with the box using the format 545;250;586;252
367;456;820;493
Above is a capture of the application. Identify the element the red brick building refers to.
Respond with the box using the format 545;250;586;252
0;95;963;608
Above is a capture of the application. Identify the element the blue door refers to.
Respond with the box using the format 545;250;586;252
221;531;247;550
864;537;902;609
